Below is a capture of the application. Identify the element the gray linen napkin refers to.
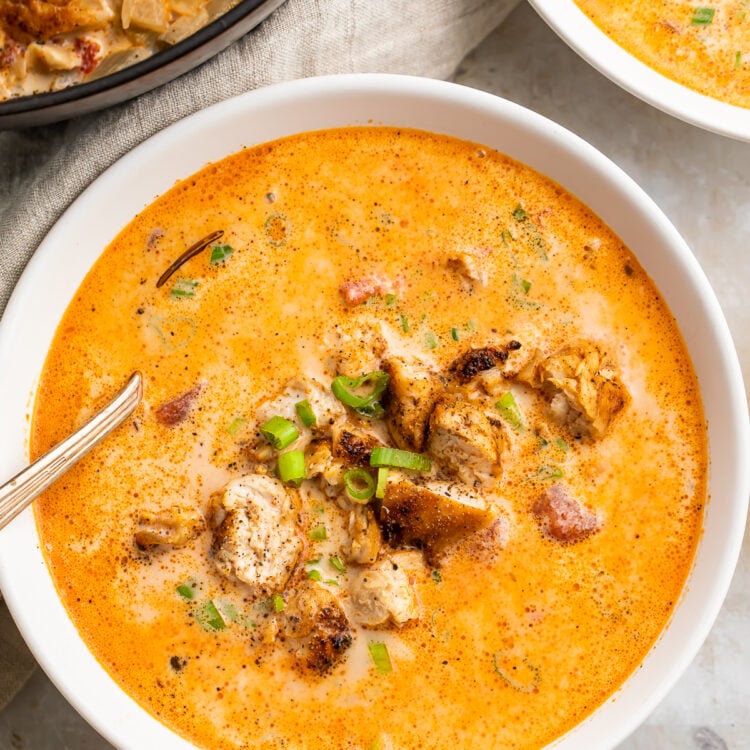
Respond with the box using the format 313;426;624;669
0;0;520;713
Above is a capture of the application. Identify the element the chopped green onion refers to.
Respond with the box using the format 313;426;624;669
331;371;389;419
307;569;323;582
375;466;389;499
329;554;346;574
464;319;477;333
537;465;563;481
309;524;327;542
343;468;376;503
384;293;398;307
209;243;234;264
259;415;299;449
225;416;246;436
176;580;198;600
272;593;285;612
496;392;524;431
325;579;340;586
295;399;316;427
196;600;226;631
554;437;569;452
431;570;442;584
370;446;431;472
513;273;531;295
368;641;393;674
170;278;198;298
307;557;321;565
278;450;306;485
424;331;438;350
735;50;743;69
512;205;528;221
399;314;410;333
450;327;459;341
493;651;541;693
691;7;715;25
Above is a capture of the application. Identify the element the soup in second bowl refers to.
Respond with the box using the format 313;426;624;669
31;126;706;749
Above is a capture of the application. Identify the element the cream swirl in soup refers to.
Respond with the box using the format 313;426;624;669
32;127;707;750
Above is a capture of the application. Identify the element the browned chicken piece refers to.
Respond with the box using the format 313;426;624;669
332;420;384;467
532;484;600;543
517;342;628;438
379;479;497;562
342;503;382;564
349;551;421;628
283;581;353;673
134;504;205;548
382;355;445;451
449;341;522;384
208;475;304;599
426;395;501;486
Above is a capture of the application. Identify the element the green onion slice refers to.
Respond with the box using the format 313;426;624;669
226;416;246;436
370;446;431;472
368;641;393;674
691;7;715;25
309;524;327;542
537;465;563;481
272;593;285;612
307;569;323;582
343;468;376;503
329;554;346;574
493;651;541;693
259;415;299;449
512;205;528;221
176;580;198;600
295;399;316;427
209;243;234;264
375;467;389;499
170;278;198;298
196;600;226;631
496;392;524;431
331;371;389;419
278;450;306;485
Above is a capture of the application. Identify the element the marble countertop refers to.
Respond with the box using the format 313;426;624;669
1;3;748;749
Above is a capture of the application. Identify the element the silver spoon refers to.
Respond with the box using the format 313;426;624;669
0;372;143;531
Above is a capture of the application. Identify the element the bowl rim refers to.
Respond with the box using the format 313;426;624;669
528;0;750;142
0;73;747;750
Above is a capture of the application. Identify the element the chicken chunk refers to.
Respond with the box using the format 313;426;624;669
517;342;628;438
208;475;304;598
382;356;445;451
283;581;353;672
134;504;205;549
426;395;501;486
449;341;522;384
379;479;497;561
349;551;421;628
532;484;600;543
342;503;382;564
305;439;346;494
326;324;387;379
446;247;491;287
332;420;384;467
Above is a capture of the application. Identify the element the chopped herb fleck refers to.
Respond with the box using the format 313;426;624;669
309;524;327;542
431;569;442;583
170;278;198;298
307;569;323;582
512;205;528;221
424;331;438;350
450;327;459;341
399;314;410;333
691;7;715;25
368;641;393;674
209;243;234;264
176;580;198;600
537;465;564;481
225;416;246;436
195;600;226;632
329;554;346;573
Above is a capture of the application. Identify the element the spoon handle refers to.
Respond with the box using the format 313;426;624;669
0;372;142;532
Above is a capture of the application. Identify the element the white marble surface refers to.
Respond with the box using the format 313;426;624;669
1;2;748;749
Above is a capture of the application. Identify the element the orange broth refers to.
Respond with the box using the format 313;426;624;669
32;127;707;749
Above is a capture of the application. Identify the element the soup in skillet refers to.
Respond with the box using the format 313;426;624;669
32;127;706;749
574;0;750;108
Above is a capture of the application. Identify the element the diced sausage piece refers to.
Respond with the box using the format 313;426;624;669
380;479;497;561
382;356;445;451
342;504;382;564
349;551;421;628
283;581;353;673
449;341;523;384
134;505;205;548
154;383;201;426
339;273;399;306
208;475;303;598
426;395;501;486
532;484;600;543
517;342;628;438
332;420;384;467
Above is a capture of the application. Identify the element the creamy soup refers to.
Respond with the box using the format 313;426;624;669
0;0;239;100
32;127;706;750
574;0;750;108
